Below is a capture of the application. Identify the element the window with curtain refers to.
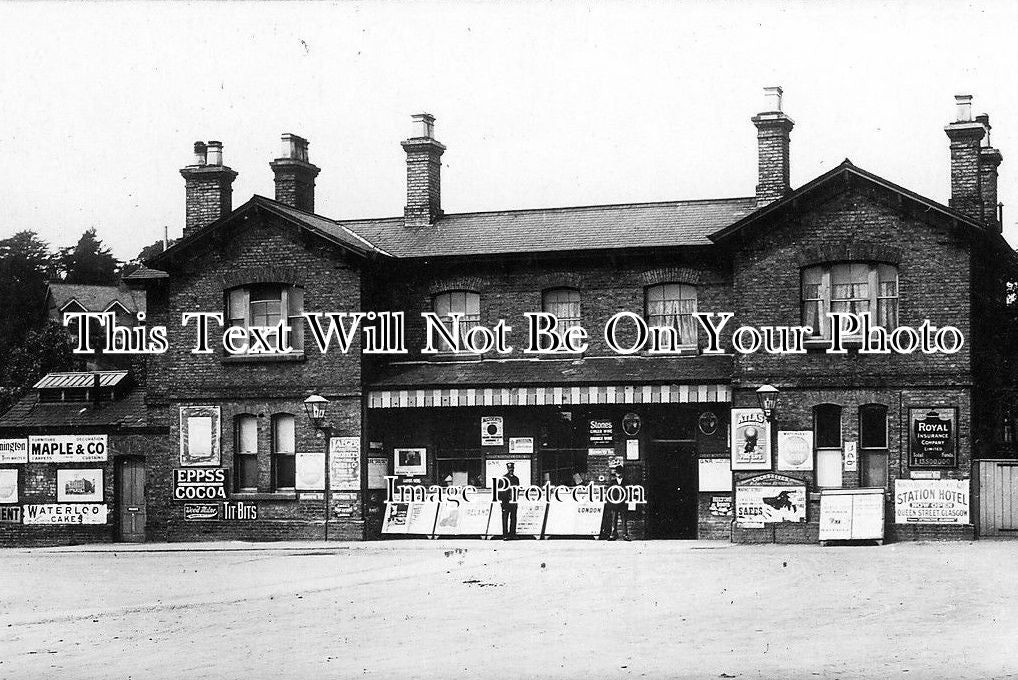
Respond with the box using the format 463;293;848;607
859;404;889;488
802;263;898;338
814;404;843;488
234;414;258;491
271;414;296;490
432;290;481;352
226;283;304;352
645;283;698;348
541;288;582;351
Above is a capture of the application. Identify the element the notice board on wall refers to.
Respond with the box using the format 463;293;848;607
818;488;885;542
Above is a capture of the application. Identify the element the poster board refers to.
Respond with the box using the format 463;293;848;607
0;469;18;504
543;499;605;536
485;458;531;488
486;501;547;538
381;501;440;535
367;457;389;489
295;450;325;490
777;431;814;471
329;437;361;490
730;409;771;470
178;406;220;466
735;474;806;525
394;448;426;476
894;478;969;524
698;458;732;492
819;488;885;541
433;498;493;535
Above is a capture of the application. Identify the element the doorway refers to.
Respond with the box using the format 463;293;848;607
117;457;146;542
646;442;698;539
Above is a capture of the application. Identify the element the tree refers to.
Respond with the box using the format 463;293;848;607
0;230;54;355
0;322;77;415
56;228;121;284
121;239;169;278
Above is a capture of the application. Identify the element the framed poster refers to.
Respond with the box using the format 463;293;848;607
508;437;534;454
481;416;504;446
0;469;18;504
777;431;814;471
56;469;103;503
179;406;221;466
329;437;361;490
394;448;426;476
908;408;957;469
296;450;325;490
730;408;771;470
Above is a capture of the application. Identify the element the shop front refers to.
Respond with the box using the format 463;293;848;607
365;383;731;540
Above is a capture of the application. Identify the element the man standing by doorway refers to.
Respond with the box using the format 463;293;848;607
607;466;631;541
499;462;520;540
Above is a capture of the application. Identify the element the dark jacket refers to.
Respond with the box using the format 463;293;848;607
498;473;520;504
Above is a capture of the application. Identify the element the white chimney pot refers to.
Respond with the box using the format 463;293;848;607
955;94;973;122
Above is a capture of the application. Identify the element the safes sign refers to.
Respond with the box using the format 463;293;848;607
909;408;957;469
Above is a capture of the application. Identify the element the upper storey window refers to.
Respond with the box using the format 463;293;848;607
432;290;481;352
802;263;898;338
645;283;698;348
226;284;304;352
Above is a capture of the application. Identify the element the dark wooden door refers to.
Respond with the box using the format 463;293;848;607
646;442;698;539
118;458;146;542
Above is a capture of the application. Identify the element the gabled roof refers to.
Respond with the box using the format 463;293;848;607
122;264;169;281
149;195;389;267
709;160;986;244
46;283;144;317
337;197;757;258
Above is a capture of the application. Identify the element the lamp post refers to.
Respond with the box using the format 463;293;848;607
304;394;331;541
756;384;779;422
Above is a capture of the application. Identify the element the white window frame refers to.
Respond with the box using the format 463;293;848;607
226;284;304;352
802;263;898;339
645;283;698;350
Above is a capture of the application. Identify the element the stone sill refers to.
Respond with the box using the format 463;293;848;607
222;352;306;364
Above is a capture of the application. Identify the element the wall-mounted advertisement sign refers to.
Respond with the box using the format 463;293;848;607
843;441;858;472
179;406;221;466
0;506;21;523
894;478;969;524
0;439;28;464
173;468;228;501
735;473;806;525
0;469;18;504
367;457;389;489
589;419;613;444
508;437;534;454
909;408;957;469
22;504;108;525
183;503;220;521
777;431;813;471
626;439;640;460
709;496;733;517
481;416;504;446
330;437;361;491
57;469;103;503
730;409;771;470
28;435;107;463
394;448;427;476
222;501;258;521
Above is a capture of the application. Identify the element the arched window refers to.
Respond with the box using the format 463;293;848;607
432;290;481;352
814;404;843;488
645;283;698;348
234;414;258;491
859;404;889;488
271;414;296;491
802;263;898;338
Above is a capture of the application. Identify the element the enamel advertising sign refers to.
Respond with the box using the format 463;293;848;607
730;409;771;470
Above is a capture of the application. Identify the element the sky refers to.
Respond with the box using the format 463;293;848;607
1;1;1017;261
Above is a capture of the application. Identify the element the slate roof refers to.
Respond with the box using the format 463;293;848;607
34;371;129;389
0;389;153;431
369;355;734;389
122;265;169;280
46;283;145;317
330;197;757;258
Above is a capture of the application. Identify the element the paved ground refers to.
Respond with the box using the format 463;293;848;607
1;539;1016;680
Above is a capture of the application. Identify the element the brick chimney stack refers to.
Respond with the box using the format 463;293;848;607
180;140;238;238
945;95;987;223
270;133;320;213
976;113;1004;232
752;86;795;207
401;113;446;227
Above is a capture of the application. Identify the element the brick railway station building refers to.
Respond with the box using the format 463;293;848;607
2;90;1017;545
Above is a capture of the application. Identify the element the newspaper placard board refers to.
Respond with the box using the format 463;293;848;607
819;488;885;541
381;501;439;535
433;498;493;535
486;501;547;538
543;499;605;536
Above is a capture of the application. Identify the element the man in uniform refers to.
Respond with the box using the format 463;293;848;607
499;462;521;540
